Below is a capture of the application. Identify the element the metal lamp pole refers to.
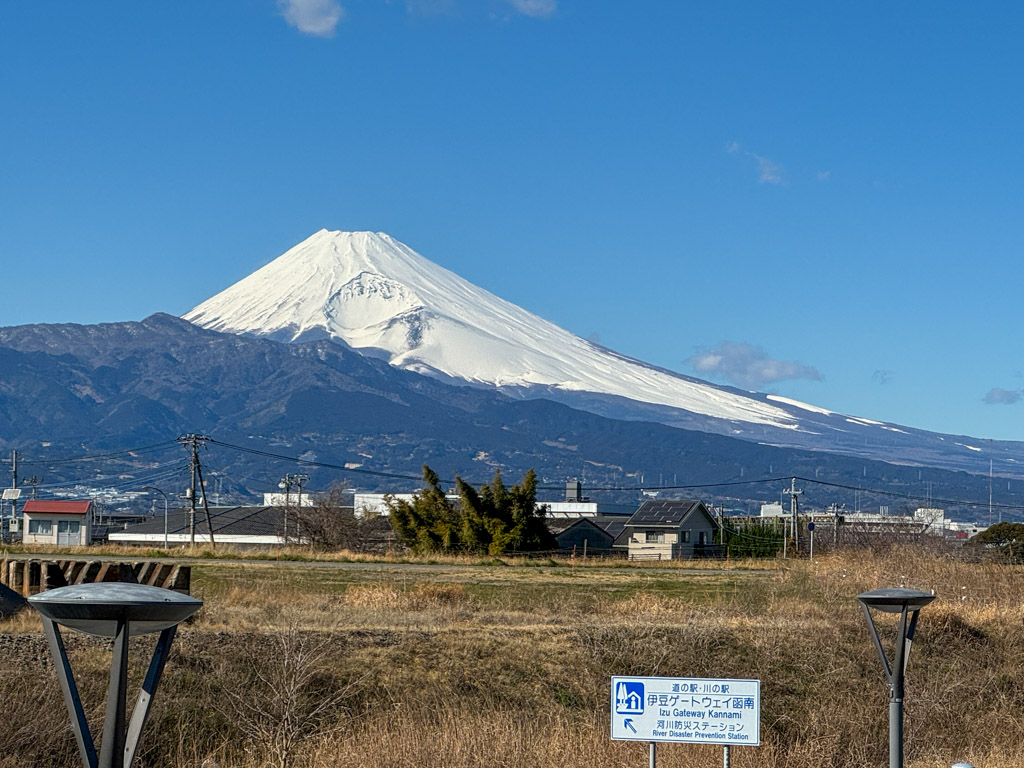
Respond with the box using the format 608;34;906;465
142;486;169;549
278;476;293;542
29;583;202;768
857;588;935;768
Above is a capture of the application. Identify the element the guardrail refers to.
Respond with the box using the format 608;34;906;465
0;558;191;597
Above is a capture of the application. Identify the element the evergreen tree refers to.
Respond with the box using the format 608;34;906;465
390;465;555;555
387;465;461;553
969;522;1024;562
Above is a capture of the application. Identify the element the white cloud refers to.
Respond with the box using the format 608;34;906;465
817;170;831;181
983;387;1022;405
686;341;823;390
725;142;784;185
507;0;557;18
754;154;782;185
279;0;345;37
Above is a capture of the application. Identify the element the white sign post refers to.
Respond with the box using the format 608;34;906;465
611;676;760;766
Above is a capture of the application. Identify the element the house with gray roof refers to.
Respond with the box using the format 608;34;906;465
108;506;294;546
622;500;719;560
546;516;615;555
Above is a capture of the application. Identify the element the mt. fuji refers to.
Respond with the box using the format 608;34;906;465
185;230;1022;475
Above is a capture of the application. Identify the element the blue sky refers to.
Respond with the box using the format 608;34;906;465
1;2;1022;441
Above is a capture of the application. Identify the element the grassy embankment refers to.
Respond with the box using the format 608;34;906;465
1;548;1022;767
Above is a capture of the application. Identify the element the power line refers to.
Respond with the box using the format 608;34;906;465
206;439;428;483
7;441;179;466
27;462;187;492
205;437;1024;513
789;476;1024;513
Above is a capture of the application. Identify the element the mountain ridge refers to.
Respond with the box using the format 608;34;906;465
1;314;1019;516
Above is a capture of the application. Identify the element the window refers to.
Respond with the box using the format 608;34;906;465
681;530;690;543
645;531;665;543
698;531;708;545
28;519;52;535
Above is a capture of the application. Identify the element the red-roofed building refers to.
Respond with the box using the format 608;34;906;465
21;500;93;546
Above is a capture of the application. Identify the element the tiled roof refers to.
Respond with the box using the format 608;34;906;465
546;517;612;538
118;506;289;537
22;500;92;516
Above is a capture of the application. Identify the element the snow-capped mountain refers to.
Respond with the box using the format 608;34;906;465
185;230;1022;474
186;230;797;427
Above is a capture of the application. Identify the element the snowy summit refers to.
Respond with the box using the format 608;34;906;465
184;230;797;429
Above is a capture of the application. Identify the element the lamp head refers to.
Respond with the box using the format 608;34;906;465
29;583;202;638
857;587;935;613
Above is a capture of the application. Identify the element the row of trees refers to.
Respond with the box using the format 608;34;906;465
387;465;556;555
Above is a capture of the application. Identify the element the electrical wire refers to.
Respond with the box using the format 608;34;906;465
7;440;179;466
9;433;1023;518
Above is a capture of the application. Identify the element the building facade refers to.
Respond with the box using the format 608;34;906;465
21;500;93;547
623;500;718;560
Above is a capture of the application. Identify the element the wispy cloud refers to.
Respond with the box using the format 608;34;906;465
279;0;345;37
817;170;831;181
726;141;784;185
685;341;823;390
872;369;893;386
983;387;1022;405
506;0;557;18
754;155;782;185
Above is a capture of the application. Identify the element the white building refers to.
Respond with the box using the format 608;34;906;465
21;500;92;546
353;492;459;517
261;492;315;507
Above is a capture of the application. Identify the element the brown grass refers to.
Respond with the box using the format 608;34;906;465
1;547;1023;767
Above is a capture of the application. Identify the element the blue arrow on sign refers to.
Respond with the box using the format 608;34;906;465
624;719;637;733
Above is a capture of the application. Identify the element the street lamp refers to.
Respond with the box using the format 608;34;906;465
857;588;935;768
29;583;202;768
142;486;169;549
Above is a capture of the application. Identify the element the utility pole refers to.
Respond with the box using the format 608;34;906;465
4;450;18;543
788;478;803;555
279;473;310;544
829;503;842;549
990;452;996;525
178;435;215;549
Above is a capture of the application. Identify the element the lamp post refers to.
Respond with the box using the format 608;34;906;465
142;486;169;549
857;588;935;768
278;476;293;542
29;583;202;768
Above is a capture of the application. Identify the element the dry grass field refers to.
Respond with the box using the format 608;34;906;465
1;547;1022;767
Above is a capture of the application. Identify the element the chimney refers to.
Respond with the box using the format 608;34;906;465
566;480;582;503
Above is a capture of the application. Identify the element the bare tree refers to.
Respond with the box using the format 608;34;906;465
219;619;360;768
294;483;390;552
